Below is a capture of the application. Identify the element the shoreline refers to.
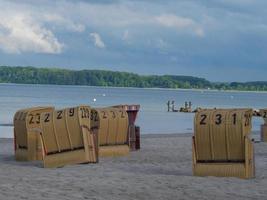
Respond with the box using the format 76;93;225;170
1;82;267;94
0;132;193;140
1;131;261;140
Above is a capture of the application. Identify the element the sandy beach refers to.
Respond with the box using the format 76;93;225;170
1;133;267;200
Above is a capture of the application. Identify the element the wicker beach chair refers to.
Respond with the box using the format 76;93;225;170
192;108;255;179
38;106;98;168
14;106;54;161
91;107;129;157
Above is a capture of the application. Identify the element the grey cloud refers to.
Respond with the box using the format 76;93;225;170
0;0;267;81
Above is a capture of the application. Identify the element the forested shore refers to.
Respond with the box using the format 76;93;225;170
0;66;266;91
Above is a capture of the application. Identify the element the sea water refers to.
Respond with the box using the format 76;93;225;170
1;83;266;138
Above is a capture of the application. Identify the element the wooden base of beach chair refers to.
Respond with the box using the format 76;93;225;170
41;125;98;168
99;145;129;157
15;130;43;161
15;147;43;161
43;149;95;168
15;149;29;161
261;124;267;142
192;137;255;179
193;163;249;178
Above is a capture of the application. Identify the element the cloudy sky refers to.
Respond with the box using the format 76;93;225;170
0;0;266;82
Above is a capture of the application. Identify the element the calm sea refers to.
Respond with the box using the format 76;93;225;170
0;83;266;138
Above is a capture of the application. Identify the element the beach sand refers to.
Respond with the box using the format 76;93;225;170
1;133;267;200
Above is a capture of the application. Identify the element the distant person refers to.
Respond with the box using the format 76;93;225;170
167;100;171;112
171;100;175;112
189;101;192;109
185;101;188;109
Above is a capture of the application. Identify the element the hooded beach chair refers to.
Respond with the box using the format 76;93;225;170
91;107;129;157
14;106;54;161
38;105;98;168
192;108;255;179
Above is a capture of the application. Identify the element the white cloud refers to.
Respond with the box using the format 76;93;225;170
0;1;207;56
155;14;205;37
122;29;134;44
195;27;205;37
155;14;195;29
157;38;168;49
122;30;129;41
43;14;85;32
0;13;64;54
90;32;106;48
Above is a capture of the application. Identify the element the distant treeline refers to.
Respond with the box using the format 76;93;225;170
0;66;266;91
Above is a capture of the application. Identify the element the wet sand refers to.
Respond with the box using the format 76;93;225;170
1;133;267;200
